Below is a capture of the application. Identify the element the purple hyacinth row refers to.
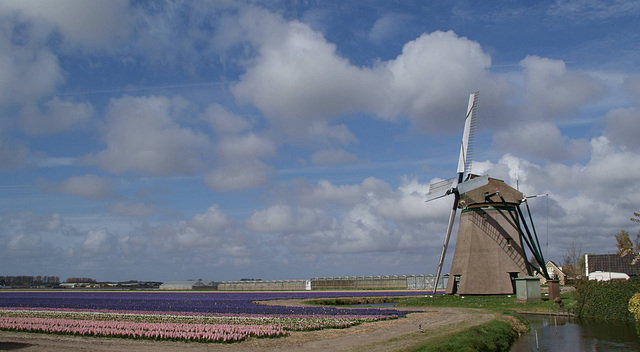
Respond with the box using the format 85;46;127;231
0;291;419;316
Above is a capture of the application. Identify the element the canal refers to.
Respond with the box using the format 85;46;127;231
510;314;640;351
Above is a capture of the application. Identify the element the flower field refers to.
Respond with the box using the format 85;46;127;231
0;291;420;343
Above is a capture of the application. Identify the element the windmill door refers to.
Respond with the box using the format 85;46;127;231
452;275;461;294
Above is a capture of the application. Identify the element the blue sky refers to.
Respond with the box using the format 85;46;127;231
1;0;639;282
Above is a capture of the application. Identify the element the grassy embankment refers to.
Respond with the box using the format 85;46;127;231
306;291;576;352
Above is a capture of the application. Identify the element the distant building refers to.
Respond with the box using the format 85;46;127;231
584;253;640;277
535;261;567;285
159;280;215;290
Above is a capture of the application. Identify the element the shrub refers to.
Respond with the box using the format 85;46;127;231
574;278;640;322
628;293;640;334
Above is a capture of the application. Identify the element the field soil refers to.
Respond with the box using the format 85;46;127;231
0;298;496;352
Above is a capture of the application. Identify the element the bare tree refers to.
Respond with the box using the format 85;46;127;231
562;239;584;279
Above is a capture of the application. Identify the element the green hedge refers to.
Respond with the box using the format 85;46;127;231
573;277;640;322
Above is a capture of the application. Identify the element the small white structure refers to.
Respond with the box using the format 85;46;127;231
159;280;213;290
587;271;630;282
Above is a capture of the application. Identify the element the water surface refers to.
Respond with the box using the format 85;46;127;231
511;314;639;351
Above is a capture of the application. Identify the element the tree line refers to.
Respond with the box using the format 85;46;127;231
0;276;102;287
0;275;61;287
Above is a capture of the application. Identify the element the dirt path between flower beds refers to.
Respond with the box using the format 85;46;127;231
0;300;496;352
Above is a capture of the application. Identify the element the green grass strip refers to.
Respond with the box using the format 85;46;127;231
400;318;520;352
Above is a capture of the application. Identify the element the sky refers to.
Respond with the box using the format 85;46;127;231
1;0;639;282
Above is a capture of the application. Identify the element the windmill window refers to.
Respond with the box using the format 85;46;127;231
507;238;512;247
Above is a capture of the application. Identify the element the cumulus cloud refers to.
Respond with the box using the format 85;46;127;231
310;148;357;165
232;11;509;138
376;176;435;221
0;0;132;50
520;55;605;116
258;176;452;256
0;211;75;274
216;133;276;160
203;160;273;191
493;122;590;162
0;138;33;170
298;177;392;208
549;0;640;20
202;103;251;136
245;204;328;234
307;122;358;147
622;74;640;102
232;14;386;137
0;34;63;107
81;229;116;253
188;205;232;234
85;96;210;175
136;205;249;257
107;203;156;218
18;98;93;135
604;107;640;151
369;13;411;43
39;174;116;199
382;31;507;131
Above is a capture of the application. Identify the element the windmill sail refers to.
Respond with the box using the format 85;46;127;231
457;175;489;195
457;91;478;175
427;92;482;294
426;177;456;201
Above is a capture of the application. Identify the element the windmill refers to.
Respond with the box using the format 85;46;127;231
426;92;488;293
426;93;551;295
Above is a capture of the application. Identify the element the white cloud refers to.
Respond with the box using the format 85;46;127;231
232;17;509;137
622;74;640;102
520;55;605;116
245;204;327;235
0;138;32;169
583;136;640;188
217;133;276;160
204;160;273;192
39;174;116;199
85;95;210;175
493;122;590;161
298;177;392;208
382;31;510;131
107;203;156;218
82;229;115;253
18;98;93;135
307;122;358;147
138;206;249;256
0;35;63;107
0;0;132;50
232;15;386;136
604;107;640;151
376;176;434;221
188;205;232;234
549;0;640;20
310;148;357;165
202;103;250;136
368;13;410;43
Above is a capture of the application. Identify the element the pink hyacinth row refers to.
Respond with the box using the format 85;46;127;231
0;316;287;343
1;308;397;332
